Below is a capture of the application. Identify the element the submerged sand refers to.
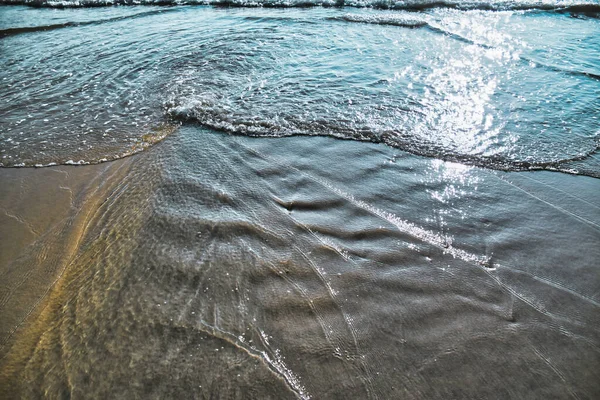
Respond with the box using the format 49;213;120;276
0;159;134;358
1;128;599;399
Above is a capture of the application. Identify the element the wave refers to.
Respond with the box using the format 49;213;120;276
2;3;599;178
0;8;179;38
330;14;600;82
330;13;428;27
2;0;600;13
167;99;600;177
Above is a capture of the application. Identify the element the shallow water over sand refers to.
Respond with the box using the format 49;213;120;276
1;3;599;398
1;126;599;398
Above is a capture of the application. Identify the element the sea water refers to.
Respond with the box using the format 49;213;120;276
1;2;599;174
1;2;599;399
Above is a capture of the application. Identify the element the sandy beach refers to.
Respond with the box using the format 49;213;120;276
2;3;599;398
0;158;134;359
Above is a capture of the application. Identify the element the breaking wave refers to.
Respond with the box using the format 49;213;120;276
1;0;599;12
167;96;600;176
331;13;428;26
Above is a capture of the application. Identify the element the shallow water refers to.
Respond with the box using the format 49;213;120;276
2;126;599;398
1;2;599;399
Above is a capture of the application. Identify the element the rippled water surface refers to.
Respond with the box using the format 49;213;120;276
1;3;599;174
1;2;599;399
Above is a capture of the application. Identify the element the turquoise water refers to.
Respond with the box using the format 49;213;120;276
1;3;599;175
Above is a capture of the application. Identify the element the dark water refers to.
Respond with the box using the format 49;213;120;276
1;2;600;399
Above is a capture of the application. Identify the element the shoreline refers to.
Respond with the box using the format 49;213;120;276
2;3;599;397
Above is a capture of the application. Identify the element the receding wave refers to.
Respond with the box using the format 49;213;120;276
167;98;600;176
1;0;600;12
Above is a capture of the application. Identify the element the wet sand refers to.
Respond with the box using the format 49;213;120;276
1;129;599;399
0;159;134;365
